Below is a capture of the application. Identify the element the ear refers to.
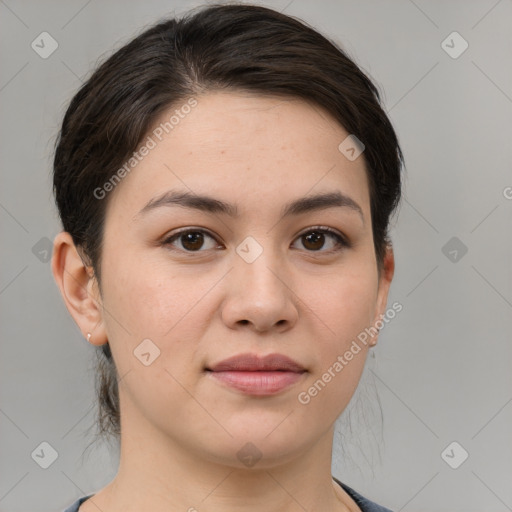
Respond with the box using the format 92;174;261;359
369;244;395;346
51;231;108;347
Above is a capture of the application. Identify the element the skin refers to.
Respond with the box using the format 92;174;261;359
52;90;394;512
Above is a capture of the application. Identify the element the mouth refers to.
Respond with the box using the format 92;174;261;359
205;353;307;396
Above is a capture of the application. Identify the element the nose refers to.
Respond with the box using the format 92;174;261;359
220;244;299;333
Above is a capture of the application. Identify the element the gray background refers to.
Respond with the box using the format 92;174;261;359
1;0;511;511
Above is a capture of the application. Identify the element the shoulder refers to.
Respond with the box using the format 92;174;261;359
61;495;94;512
333;477;394;512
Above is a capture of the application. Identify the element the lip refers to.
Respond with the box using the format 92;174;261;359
208;353;305;372
206;353;307;396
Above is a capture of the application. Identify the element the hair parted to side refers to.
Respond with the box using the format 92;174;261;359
53;2;404;448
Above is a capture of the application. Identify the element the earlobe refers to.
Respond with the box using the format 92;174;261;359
51;231;108;346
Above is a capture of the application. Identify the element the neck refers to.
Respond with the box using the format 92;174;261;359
85;404;359;512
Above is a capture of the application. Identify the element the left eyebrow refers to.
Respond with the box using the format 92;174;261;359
134;189;364;224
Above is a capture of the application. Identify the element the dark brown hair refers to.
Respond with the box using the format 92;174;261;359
53;2;404;447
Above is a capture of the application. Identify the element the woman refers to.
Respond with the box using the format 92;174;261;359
52;3;403;511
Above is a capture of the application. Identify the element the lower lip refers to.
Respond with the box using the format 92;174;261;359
208;370;305;395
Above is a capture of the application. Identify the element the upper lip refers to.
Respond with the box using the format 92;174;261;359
207;353;306;373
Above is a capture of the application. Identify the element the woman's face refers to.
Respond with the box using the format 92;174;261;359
87;91;394;466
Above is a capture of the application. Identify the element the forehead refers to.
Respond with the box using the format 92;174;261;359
104;91;370;222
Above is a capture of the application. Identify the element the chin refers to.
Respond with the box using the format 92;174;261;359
196;426;313;470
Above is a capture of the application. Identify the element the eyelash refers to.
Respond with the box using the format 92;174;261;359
161;226;350;255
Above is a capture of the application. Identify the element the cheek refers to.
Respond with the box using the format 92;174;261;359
99;253;217;398
311;269;377;347
295;276;374;423
98;254;203;409
298;269;376;407
101;249;199;338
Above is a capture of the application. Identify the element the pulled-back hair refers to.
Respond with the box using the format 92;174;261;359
53;2;404;447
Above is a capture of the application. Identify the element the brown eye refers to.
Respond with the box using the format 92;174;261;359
302;231;325;251
163;229;219;252
292;227;349;253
